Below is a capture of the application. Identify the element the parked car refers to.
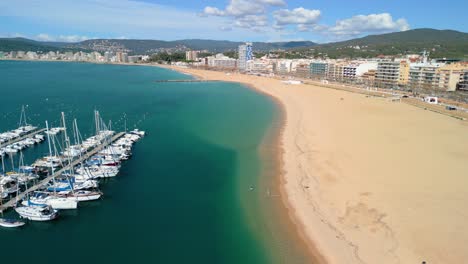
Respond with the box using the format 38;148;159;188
445;106;457;111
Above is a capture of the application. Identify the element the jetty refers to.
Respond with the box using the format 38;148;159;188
0;128;46;149
154;80;221;83
0;132;125;212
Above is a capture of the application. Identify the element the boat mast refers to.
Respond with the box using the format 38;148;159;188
1;154;5;175
45;121;57;193
124;113;127;132
62;116;74;194
46;121;53;158
61;112;69;146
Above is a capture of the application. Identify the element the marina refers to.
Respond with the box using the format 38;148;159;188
0;128;46;154
0;107;48;156
0;109;146;225
0;61;278;264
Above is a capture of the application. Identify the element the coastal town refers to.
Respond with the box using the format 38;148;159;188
2;42;467;99
2;0;468;262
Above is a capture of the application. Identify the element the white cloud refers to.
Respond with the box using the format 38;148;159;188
202;0;287;32
329;13;410;37
234;15;268;28
203;0;286;17
203;6;225;16
273;7;321;26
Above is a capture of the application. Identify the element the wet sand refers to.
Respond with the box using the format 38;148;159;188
166;66;468;264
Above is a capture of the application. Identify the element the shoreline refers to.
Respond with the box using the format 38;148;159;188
163;65;468;263
163;64;327;263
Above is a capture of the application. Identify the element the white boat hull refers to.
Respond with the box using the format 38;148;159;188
0;219;26;228
22;197;78;210
15;206;58;221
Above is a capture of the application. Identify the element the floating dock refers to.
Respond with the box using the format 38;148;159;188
0;128;47;149
0;132;125;212
154;80;221;83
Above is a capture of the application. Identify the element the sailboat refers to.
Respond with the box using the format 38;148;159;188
15;202;58;221
8;152;39;185
54;190;102;202
33;120;64;169
17;105;37;133
21;192;78;210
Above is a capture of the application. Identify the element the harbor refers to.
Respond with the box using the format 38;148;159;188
0;109;146;224
0;61;281;264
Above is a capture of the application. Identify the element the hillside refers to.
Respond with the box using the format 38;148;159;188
0;37;86;53
65;39;317;54
0;37;316;55
1;29;467;59
297;29;468;59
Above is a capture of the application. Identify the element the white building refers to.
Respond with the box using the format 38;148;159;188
185;50;200;61
343;61;378;78
247;60;273;73
409;62;444;89
276;60;293;74
208;54;237;69
238;42;253;71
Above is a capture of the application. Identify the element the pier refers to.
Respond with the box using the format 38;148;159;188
0;131;125;212
154;79;221;83
0;128;47;149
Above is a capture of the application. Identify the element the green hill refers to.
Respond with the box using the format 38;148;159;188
64;39;317;54
1;29;467;59
0;37;85;53
299;29;468;59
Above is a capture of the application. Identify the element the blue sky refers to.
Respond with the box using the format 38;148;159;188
0;0;466;43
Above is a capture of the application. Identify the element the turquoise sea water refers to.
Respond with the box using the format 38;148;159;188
0;61;309;264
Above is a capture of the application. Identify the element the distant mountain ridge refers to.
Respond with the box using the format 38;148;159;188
0;37;316;54
1;28;467;58
64;39;317;54
297;29;468;59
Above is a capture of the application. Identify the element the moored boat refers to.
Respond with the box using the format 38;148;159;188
0;218;26;228
15;204;58;221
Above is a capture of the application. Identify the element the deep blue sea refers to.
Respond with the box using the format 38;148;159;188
0;61;310;264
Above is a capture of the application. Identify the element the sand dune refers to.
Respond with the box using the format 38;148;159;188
168;67;468;264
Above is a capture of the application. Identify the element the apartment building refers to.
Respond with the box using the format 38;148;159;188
310;62;328;78
275;60;293;74
458;70;468;91
247;60;273;73
436;63;468;91
375;60;401;88
343;62;378;79
399;60;410;85
409;63;443;90
295;64;311;78
207;54;237;69
238;42;253;71
185;50;200;61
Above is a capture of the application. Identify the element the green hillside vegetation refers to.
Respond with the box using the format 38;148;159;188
296;29;468;59
0;38;85;53
66;39;317;54
1;29;466;59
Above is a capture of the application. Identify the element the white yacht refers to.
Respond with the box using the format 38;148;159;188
15;204;58;221
22;193;78;210
0;176;19;197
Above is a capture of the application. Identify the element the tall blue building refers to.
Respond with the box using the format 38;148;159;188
238;42;253;71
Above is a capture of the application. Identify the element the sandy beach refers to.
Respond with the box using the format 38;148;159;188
165;66;468;264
